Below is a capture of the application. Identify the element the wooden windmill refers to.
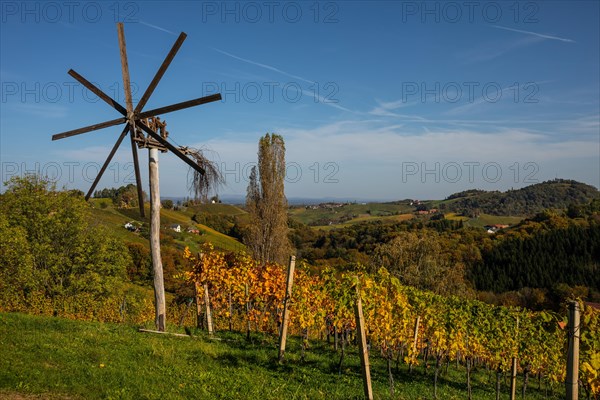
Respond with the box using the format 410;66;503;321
51;23;222;331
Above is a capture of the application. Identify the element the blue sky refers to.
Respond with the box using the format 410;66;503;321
1;1;598;201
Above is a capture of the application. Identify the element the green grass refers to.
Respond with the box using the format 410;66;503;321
189;203;247;216
87;199;244;252
464;214;524;229
0;312;563;400
176;225;246;253
289;203;414;227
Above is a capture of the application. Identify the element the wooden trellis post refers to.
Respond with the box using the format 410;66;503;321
354;282;373;400
566;301;580;400
410;315;420;372
510;316;519;400
509;357;517;400
278;255;296;362
204;282;214;335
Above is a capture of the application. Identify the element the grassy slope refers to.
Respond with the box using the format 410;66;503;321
463;214;524;229
0;312;563;400
88;199;244;252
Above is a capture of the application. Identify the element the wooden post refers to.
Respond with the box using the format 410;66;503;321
149;147;166;331
245;283;251;340
410;315;420;372
203;283;214;335
412;316;420;353
228;289;233;331
566;301;580;400
509;357;517;400
195;282;203;329
510;315;519;400
278;255;296;362
354;284;373;400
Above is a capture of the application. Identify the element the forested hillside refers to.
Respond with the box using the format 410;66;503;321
443;179;599;216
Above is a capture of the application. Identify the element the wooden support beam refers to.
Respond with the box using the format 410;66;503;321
52;117;127;140
85;124;130;200
117;22;134;116
135;32;187;113
138;94;222;119
138;329;189;338
278;255;296;362
68;69;127;115
130;129;145;217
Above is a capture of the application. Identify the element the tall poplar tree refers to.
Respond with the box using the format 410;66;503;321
245;133;291;265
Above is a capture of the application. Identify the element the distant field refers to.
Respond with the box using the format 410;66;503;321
288;200;524;231
465;214;524;228
444;212;470;221
191;203;247;216
289;202;414;226
314;213;414;230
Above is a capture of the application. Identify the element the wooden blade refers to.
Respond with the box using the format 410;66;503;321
85;124;130;200
68;69;127;115
136;121;206;175
138;94;222;119
117;23;134;114
128;124;146;217
134;32;187;113
52;117;127;140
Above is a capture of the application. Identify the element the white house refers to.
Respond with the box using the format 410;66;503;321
169;224;181;233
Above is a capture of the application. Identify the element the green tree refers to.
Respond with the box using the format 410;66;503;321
113;184;147;209
0;213;35;297
245;133;292;265
371;230;473;297
0;175;130;299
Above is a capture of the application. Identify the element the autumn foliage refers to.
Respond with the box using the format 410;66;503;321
183;244;599;397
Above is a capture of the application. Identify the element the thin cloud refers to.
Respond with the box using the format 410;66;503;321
212;48;355;113
139;20;177;36
212;48;315;85
445;81;553;116
461;35;544;63
300;89;354;113
369;98;420;117
492;25;575;43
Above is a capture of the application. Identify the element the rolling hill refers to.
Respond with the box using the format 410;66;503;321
89;199;245;253
440;179;599;216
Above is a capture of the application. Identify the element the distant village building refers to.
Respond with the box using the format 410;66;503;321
187;227;200;234
124;222;139;232
169;224;181;233
484;224;509;234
